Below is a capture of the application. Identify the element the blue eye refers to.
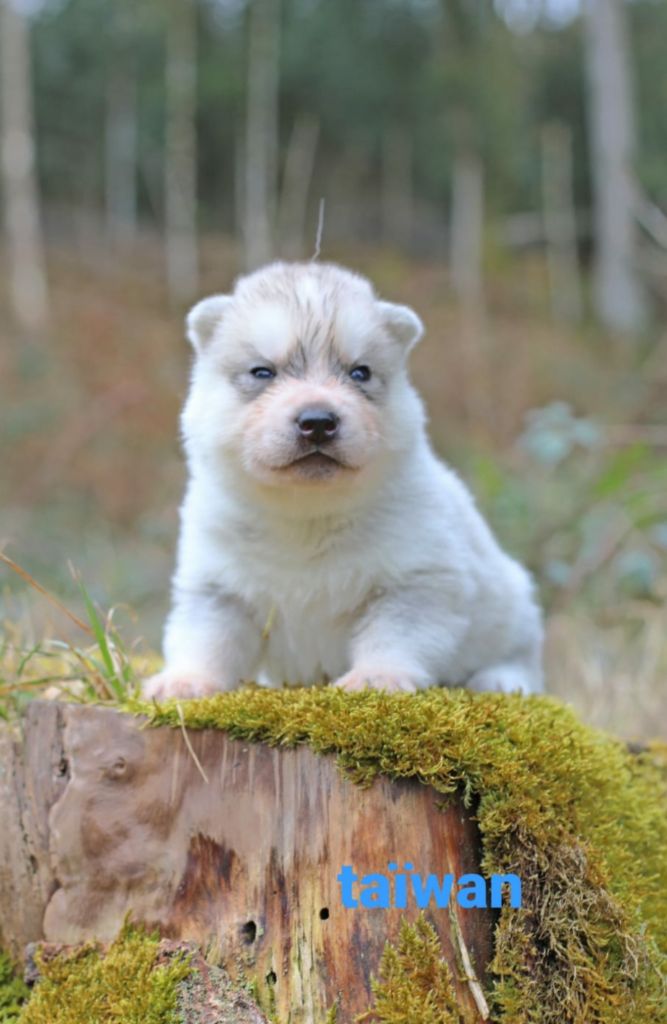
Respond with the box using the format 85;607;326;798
250;367;275;380
350;365;371;383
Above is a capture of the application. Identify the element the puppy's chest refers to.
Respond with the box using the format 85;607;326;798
258;589;352;682
223;525;382;669
235;547;375;620
225;517;383;604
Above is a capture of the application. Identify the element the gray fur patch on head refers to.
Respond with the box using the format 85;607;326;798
231;370;276;402
232;260;373;307
188;262;423;366
282;335;346;381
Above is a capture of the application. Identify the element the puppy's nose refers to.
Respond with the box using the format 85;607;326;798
296;407;339;445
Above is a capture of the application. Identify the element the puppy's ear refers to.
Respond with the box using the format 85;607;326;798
377;301;424;351
186;295;232;353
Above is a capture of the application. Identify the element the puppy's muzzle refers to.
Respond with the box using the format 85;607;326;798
296;407;339;446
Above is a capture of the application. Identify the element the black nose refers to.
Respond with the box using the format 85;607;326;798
296;407;339;445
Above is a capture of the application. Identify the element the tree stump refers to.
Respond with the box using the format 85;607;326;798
0;702;495;1023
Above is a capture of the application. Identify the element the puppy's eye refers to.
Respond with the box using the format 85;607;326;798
250;367;276;380
350;365;371;383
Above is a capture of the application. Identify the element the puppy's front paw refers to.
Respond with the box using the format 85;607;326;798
142;669;222;702
333;669;418;694
466;664;537;695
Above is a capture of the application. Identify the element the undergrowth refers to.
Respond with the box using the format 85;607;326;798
0;953;29;1024
0;554;142;715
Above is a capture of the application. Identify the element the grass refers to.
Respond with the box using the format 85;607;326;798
0;555;144;715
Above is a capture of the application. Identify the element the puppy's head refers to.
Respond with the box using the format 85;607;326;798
182;262;425;497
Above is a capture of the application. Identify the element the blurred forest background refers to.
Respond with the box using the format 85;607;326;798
1;0;666;738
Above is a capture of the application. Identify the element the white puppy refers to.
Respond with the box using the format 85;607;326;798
144;262;543;701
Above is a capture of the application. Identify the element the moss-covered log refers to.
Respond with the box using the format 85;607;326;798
0;701;494;1024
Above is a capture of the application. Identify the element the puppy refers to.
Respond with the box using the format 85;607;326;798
144;262;543;701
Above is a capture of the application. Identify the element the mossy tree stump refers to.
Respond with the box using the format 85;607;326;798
0;702;495;1023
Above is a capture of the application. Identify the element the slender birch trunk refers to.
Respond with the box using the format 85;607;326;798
165;0;198;303
244;0;280;271
449;145;488;426
381;125;413;250
541;122;583;324
450;146;484;310
278;114;319;259
105;60;138;248
0;0;49;337
584;0;647;333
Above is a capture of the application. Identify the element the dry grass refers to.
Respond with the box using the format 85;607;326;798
0;557;152;712
546;606;667;742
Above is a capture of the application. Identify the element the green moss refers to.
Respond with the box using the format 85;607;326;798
132;687;667;1024
357;917;462;1024
0;952;29;1023
16;923;191;1024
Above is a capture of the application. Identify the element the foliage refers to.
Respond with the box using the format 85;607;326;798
471;402;667;611
0;953;29;1024
16;923;191;1024
136;686;667;1023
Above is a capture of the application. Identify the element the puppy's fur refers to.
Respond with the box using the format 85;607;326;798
145;262;543;700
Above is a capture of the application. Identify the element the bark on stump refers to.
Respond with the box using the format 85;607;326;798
0;702;495;1023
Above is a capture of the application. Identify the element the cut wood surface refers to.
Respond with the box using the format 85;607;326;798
0;701;495;1023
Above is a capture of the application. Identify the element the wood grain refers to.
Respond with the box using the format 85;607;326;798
0;702;494;1023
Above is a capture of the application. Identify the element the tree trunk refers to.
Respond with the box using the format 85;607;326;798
244;0;280;271
165;0;199;303
0;0;49;338
450;146;489;426
234;121;245;251
541;121;583;324
450;146;484;310
278;114;319;260
584;0;647;333
381;125;413;251
0;701;494;1024
105;60;138;249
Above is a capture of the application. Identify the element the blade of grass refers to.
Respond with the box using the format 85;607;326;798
16;641;45;678
0;552;91;635
0;676;83;693
70;643;117;700
71;571;125;698
104;607;136;688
